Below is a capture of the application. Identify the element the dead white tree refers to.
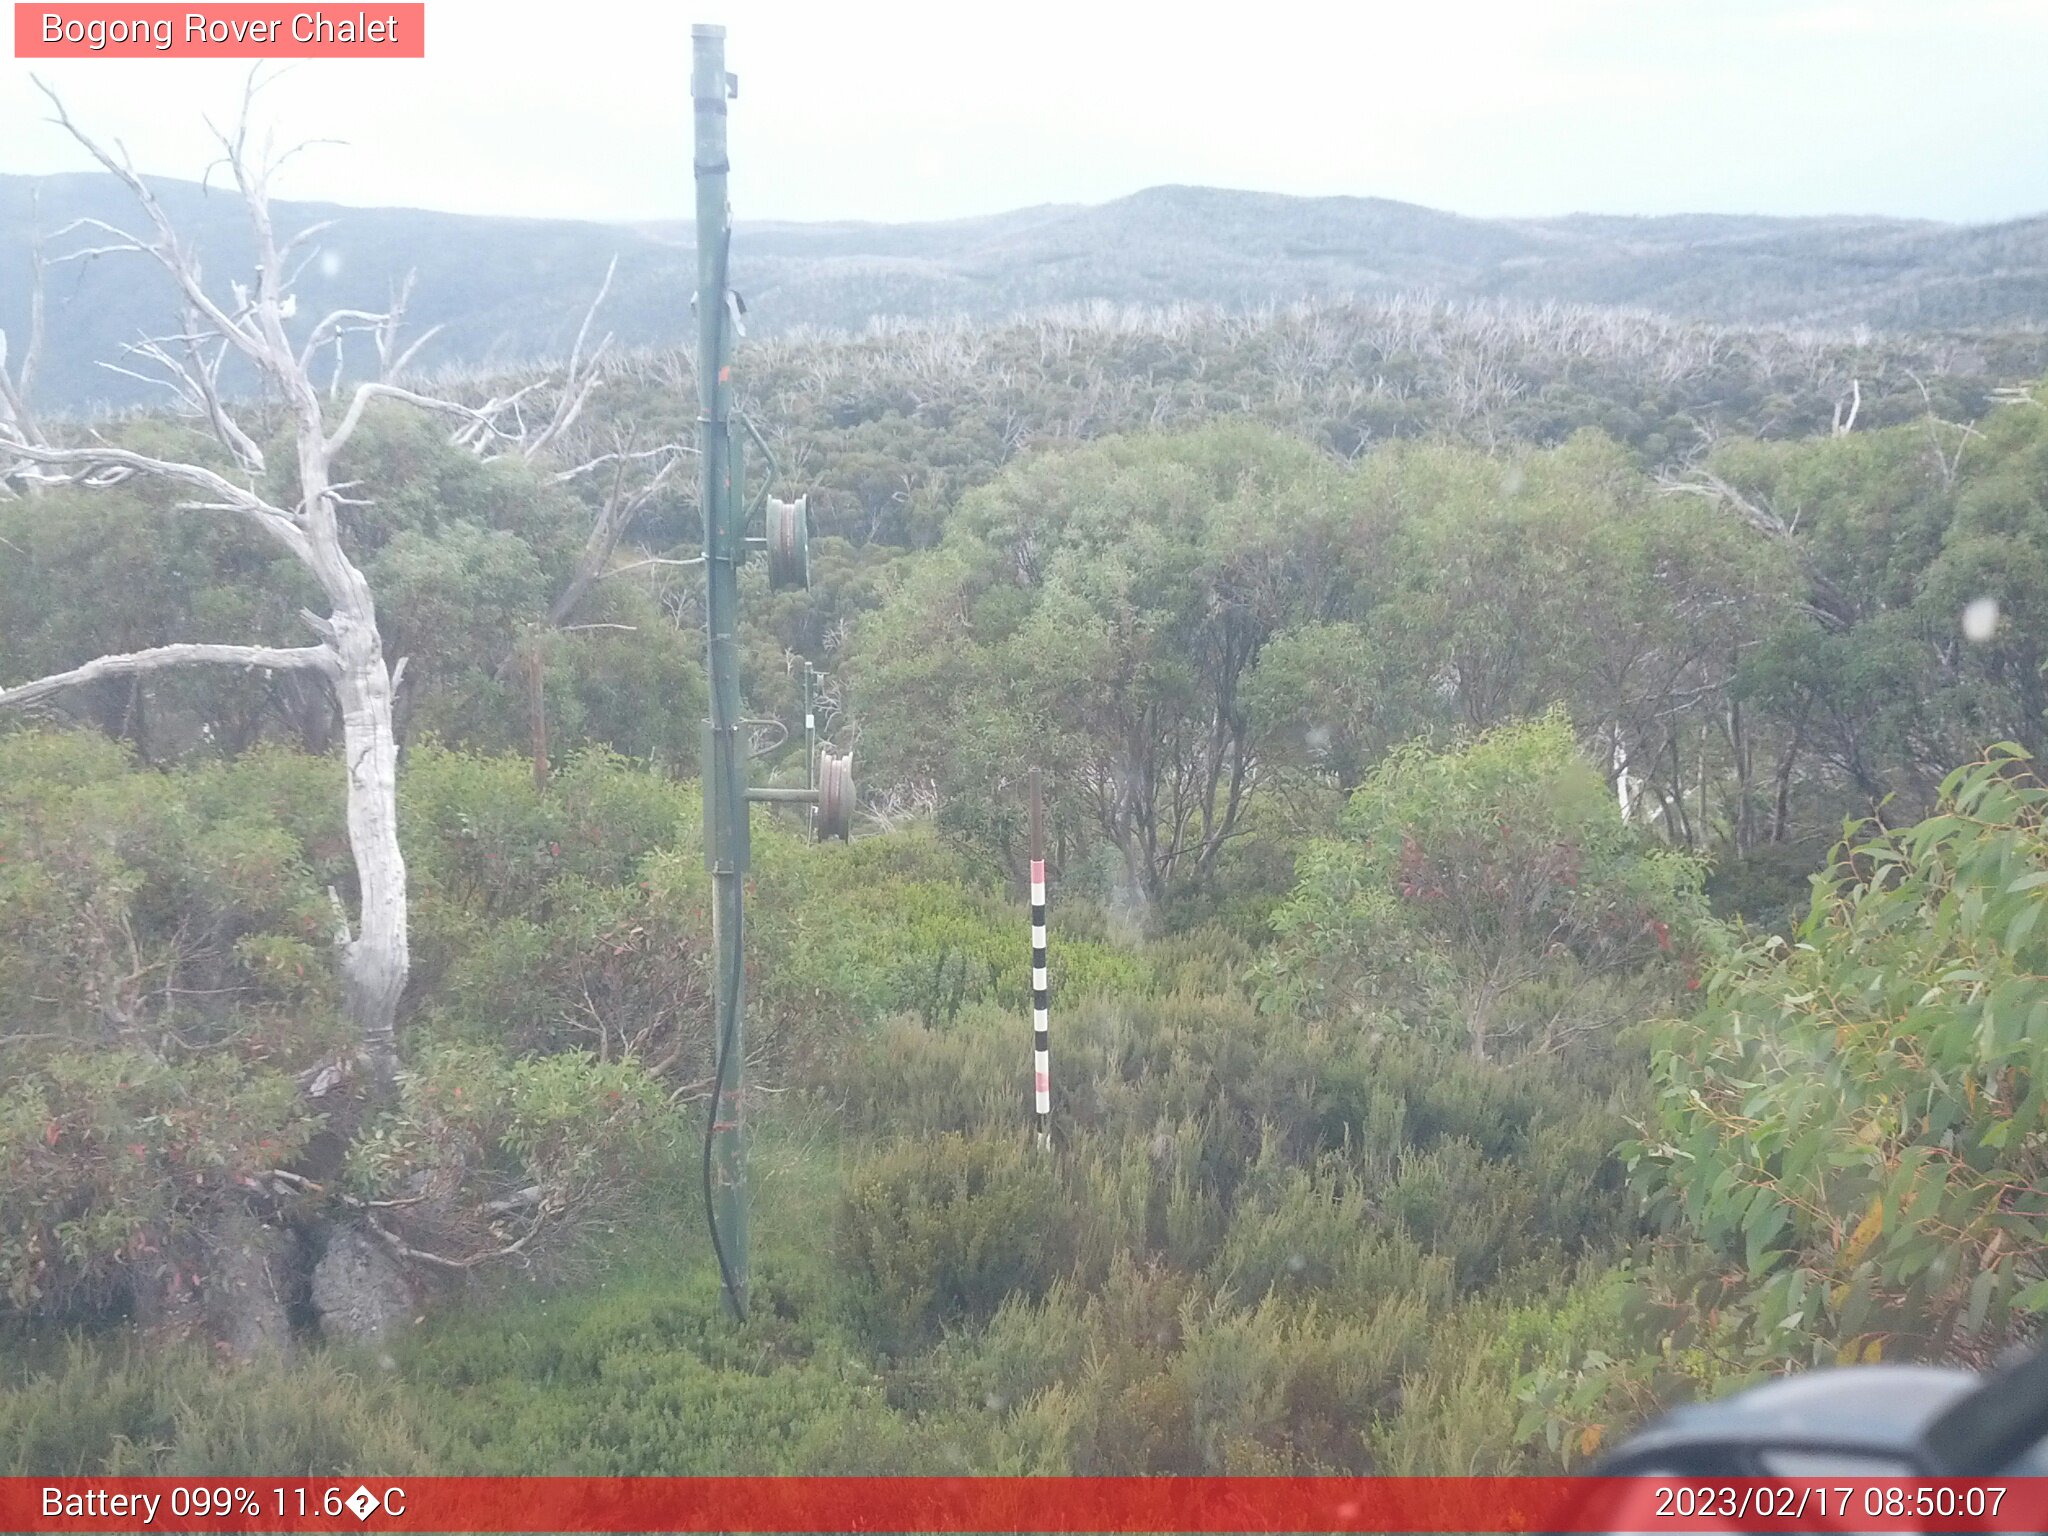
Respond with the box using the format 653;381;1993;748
545;422;695;628
0;78;618;1095
1832;376;1862;436
1660;468;1858;634
0;193;48;468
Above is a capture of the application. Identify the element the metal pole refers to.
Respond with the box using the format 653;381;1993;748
693;21;748;1321
1029;767;1050;1149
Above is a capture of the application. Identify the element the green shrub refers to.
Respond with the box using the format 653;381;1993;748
1053;1261;1427;1474
0;730;346;1062
1209;1157;1453;1315
343;1045;687;1280
402;1254;937;1474
839;1010;1023;1140
1261;715;1706;1061
1703;837;1825;933
0;1052;314;1319
837;1133;1070;1350
0;1342;436;1475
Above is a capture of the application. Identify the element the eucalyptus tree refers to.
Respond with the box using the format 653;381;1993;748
855;421;1361;910
1684;384;2048;825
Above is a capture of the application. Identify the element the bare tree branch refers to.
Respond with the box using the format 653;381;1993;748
102;311;269;473
326;380;527;459
1660;469;1856;630
33;78;277;376
521;257;616;459
599;553;705;577
299;307;390;371
0;438;311;557
0;642;336;709
552;444;696;483
546;433;690;628
0;192;49;458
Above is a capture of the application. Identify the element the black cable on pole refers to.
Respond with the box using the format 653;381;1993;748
701;888;747;1320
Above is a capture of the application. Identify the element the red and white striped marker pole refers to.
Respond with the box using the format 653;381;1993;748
1029;766;1051;1148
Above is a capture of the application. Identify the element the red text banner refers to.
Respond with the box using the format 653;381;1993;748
4;1476;2048;1533
14;4;425;57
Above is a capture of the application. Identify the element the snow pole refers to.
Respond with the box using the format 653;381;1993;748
1029;767;1050;1148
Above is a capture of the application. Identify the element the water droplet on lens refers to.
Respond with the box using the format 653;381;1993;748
1963;597;2000;642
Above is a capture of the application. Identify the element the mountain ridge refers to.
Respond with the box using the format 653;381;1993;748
4;174;2043;410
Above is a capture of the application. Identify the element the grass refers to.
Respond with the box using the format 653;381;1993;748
391;1101;909;1474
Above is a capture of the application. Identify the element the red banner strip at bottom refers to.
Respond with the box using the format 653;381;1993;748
9;1477;2048;1533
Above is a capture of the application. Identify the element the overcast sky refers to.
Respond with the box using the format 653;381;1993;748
3;0;2044;226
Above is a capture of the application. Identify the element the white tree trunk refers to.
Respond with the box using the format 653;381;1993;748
332;612;407;1089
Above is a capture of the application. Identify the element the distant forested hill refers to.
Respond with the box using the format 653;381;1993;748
4;173;2045;410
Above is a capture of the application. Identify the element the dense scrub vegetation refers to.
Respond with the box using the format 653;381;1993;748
2;720;1666;1472
7;299;2048;1472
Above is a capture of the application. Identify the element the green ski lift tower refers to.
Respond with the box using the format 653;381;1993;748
692;22;853;1322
